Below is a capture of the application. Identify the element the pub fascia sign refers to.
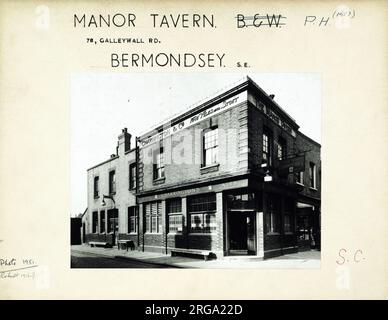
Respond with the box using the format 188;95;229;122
139;91;248;148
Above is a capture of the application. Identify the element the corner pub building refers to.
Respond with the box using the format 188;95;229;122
83;76;321;259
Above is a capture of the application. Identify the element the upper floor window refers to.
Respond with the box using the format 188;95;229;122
153;147;165;180
129;163;136;190
144;201;162;233
203;127;219;167
93;176;99;198
277;138;286;160
128;206;138;233
296;171;304;185
309;162;316;189
109;170;116;194
167;198;183;233
262;129;272;167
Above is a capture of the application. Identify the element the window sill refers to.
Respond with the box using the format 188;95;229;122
309;187;318;191
153;177;165;185
200;163;219;174
94;196;100;199
266;232;280;236
144;232;163;235
109;192;116;196
127;232;137;235
128;188;136;192
167;232;183;235
296;182;304;186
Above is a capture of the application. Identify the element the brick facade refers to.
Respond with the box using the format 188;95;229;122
84;76;321;259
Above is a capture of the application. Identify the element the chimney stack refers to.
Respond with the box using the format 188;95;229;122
117;127;132;156
269;94;275;100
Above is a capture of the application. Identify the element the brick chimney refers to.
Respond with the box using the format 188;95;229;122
117;128;131;156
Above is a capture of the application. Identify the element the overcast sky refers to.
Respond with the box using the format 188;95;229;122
70;73;321;216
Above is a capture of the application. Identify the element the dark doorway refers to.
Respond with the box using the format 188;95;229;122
107;209;119;246
228;211;256;255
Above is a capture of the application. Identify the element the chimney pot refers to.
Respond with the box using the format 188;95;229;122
269;94;275;99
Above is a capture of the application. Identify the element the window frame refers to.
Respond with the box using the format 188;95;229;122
129;163;136;190
296;171;304;185
265;196;280;235
144;201;162;234
262;128;272;167
167;198;183;234
93;176;99;199
153;147;165;180
187;193;217;234
127;206;138;234
202;126;219;167
309;162;317;189
277;137;286;160
109;170;116;194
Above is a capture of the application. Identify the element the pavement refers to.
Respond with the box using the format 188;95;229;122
71;244;321;269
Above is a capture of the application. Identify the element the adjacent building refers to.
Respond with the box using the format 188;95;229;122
82;76;321;259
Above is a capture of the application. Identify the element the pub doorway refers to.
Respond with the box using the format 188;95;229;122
228;211;256;255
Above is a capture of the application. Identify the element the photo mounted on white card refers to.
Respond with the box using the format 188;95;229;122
70;73;321;268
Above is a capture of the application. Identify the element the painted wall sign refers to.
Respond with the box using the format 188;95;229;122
139;91;248;148
248;93;297;137
138;179;248;203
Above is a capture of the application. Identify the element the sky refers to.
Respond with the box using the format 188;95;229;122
70;73;321;216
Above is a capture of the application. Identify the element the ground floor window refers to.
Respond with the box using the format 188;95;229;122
265;195;280;234
190;213;216;233
169;214;183;233
266;212;279;234
284;214;292;233
284;199;294;233
92;211;98;233
144;201;162;233
167;198;183;233
100;210;105;233
128;206;137;233
188;193;217;233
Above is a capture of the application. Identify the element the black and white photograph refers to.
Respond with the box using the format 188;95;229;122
70;73;321;269
1;0;387;302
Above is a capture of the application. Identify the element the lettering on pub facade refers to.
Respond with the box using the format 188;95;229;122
83;76;321;259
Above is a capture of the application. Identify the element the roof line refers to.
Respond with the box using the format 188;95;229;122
138;76;250;137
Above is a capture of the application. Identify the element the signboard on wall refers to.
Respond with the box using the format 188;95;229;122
278;154;305;174
138;91;248;148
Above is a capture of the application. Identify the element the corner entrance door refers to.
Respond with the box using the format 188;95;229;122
228;211;256;255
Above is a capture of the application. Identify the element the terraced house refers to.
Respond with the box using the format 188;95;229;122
82;76;321;259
